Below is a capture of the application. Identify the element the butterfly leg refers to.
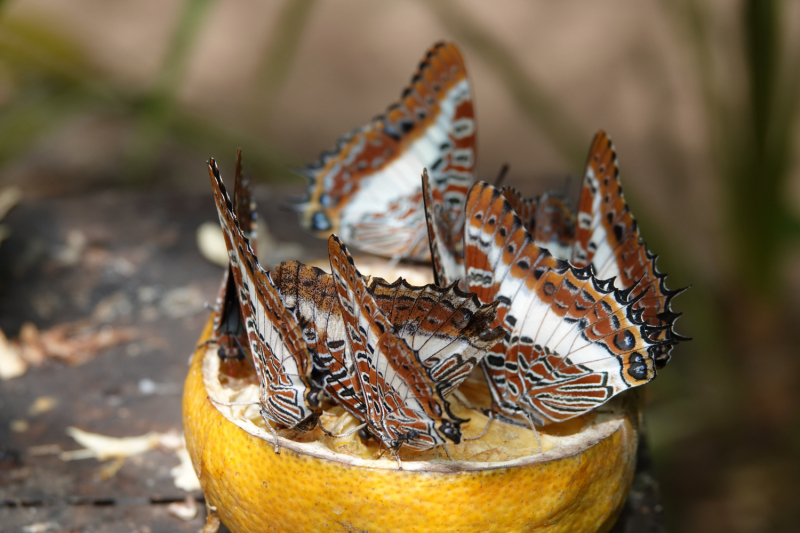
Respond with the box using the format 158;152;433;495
442;444;454;462
464;411;494;441
392;450;403;470
525;414;542;454
267;423;280;454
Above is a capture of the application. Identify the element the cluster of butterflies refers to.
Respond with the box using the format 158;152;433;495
206;42;686;462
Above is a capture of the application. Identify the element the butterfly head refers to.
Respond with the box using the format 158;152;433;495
438;419;463;444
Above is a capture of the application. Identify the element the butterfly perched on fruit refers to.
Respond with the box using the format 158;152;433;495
209;159;321;432
296;42;476;261
423;131;686;424
462;180;680;425
273;259;504;424
327;235;477;454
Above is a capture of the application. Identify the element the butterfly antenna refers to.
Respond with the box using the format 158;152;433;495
232;335;257;371
494;163;510;187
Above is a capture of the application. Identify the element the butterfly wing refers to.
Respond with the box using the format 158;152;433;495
464;181;676;424
212;150;258;370
272;261;367;420
209;159;319;430
299;42;475;261
500;185;537;232
529;192;575;261
422;168;465;287
328;235;462;450
571;131;685;368
368;276;504;398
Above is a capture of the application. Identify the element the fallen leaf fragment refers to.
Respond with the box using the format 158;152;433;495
21;521;60;533
10;419;29;432
38;321;135;365
168;494;198;521
0;328;26;380
61;427;201;492
171;445;201;492
28;396;57;416
202;510;221;533
0;186;22;221
61;427;162;461
99;456;126;480
197;222;229;268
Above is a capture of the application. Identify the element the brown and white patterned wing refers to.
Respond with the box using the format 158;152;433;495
571;131;685;367
464;181;676;424
422;168;466;287
500;185;537;232
212;150;258;367
369;276;504;398
328;235;462;451
273;261;366;420
529;192;575;261
298;42;475;261
209;159;319;430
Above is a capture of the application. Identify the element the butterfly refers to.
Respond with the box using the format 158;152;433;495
327;235;474;455
211;150;258;377
501;188;575;261
209;159;321;432
425;170;578;288
272;250;504;451
296;42;476;261
426;130;685;362
273;260;504;424
462;180;681;425
569;131;686;368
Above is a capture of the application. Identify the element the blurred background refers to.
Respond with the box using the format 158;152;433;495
1;0;799;531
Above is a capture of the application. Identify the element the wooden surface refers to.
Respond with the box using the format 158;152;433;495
0;190;662;532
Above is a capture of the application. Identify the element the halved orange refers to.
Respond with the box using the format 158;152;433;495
184;311;640;533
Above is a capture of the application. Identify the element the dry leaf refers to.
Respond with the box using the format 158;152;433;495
168;495;198;521
38;321;134;365
171;445;201;492
0;328;26;380
202;511;221;533
21;521;60;533
28;396;57;416
61;427;162;461
0;186;21;221
196;221;228;268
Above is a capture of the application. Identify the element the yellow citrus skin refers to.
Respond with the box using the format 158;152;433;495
184;317;638;533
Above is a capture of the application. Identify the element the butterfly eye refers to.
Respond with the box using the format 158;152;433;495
311;211;332;231
438;422;461;444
